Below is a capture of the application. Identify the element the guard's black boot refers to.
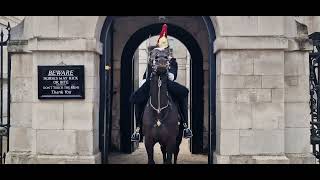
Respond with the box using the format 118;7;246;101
131;103;144;142
179;97;193;139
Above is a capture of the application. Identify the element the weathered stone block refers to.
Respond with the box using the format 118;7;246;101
285;128;310;153
252;103;284;129
220;75;261;89
220;89;271;103
37;130;76;155
220;51;253;75
32;103;63;129
9;127;33;152
63;102;94;130
217;16;258;36
85;76;97;89
84;88;96;103
262;76;284;89
30;38;102;54
286;153;316;164
213;153;230;164
214;37;288;52
11;103;32;128
33;16;59;37
245;89;271;103
258;16;284;36
58;16;98;38
217;130;239;155
12;54;33;78
240;130;284;154
11;77;33;102
229;155;255;164
93;102;100;131
285;103;309;128
76;130;97;155
254;51;284;75
220;103;251;130
5;152;101;164
285;75;309;102
252;155;289;164
272;89;284;103
284;52;308;76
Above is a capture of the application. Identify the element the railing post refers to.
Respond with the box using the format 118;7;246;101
0;22;11;164
308;32;320;164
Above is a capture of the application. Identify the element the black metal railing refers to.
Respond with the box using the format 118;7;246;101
309;32;320;164
0;22;11;164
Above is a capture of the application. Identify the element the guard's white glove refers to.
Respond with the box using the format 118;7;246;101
139;79;146;87
168;72;175;81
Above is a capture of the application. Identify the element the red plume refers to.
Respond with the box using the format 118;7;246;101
157;24;168;44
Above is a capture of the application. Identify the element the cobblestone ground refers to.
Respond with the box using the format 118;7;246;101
109;139;208;164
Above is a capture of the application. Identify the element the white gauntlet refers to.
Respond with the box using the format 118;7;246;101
168;72;175;81
139;79;146;87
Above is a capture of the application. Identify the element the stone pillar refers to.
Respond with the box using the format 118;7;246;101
283;40;315;164
214;36;290;164
5;16;101;164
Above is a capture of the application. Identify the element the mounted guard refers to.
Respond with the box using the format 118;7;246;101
130;24;193;142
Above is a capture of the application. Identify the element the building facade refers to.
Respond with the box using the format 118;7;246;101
2;16;319;164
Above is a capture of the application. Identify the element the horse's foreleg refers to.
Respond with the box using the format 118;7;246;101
166;153;173;164
174;146;180;164
174;128;183;164
165;140;176;164
160;145;167;164
145;140;155;164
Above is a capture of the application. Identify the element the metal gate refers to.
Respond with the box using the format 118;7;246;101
309;32;320;164
0;22;11;164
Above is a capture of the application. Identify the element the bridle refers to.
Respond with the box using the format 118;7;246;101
149;75;170;114
148;50;171;126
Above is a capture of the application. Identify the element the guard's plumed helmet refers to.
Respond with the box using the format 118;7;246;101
157;24;169;49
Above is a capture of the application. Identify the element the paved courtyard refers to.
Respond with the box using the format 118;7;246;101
109;139;208;164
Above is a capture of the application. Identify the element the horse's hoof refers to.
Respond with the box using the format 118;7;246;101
148;161;155;164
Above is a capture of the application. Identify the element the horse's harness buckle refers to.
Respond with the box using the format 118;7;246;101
154;119;162;128
156;119;161;127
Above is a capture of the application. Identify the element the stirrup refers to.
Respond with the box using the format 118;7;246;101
131;127;141;142
183;128;193;139
131;132;140;142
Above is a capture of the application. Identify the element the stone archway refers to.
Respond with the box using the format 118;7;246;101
119;23;205;154
98;16;217;163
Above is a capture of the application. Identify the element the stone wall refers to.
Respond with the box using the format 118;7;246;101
213;16;315;164
4;16;317;164
6;16;102;163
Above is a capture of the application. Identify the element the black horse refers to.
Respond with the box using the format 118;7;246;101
142;49;183;164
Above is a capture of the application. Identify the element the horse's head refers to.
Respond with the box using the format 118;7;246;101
149;48;170;75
